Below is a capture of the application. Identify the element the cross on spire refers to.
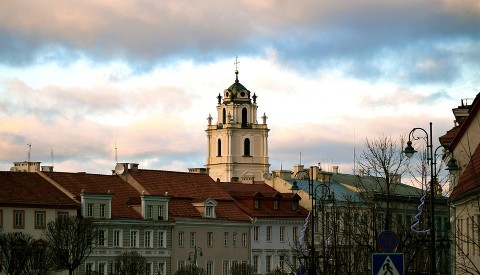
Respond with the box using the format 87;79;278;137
234;56;240;82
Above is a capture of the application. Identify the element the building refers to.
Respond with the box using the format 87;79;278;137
42;169;174;275
205;69;270;182
440;94;480;274
0;170;79;275
218;180;308;274
265;164;450;274
116;164;252;274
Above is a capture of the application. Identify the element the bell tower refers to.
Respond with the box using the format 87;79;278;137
205;63;270;182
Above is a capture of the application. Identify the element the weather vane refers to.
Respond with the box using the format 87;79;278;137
234;56;240;72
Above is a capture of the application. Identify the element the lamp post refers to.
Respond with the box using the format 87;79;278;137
404;122;460;274
188;245;203;269
290;166;319;275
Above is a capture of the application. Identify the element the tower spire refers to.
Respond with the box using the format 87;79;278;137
234;56;240;83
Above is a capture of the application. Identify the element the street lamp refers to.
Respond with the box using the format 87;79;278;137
188;245;203;267
404;122;459;274
290;166;316;275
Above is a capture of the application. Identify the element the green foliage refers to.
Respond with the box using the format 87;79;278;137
114;251;147;275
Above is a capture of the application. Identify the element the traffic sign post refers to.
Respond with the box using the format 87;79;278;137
372;253;404;275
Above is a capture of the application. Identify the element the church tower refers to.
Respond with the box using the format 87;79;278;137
205;66;270;182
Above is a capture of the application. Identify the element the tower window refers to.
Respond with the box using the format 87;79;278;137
244;138;251;156
242;108;248;126
222;108;226;124
217;139;222;156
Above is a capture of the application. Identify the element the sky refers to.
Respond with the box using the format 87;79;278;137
0;0;479;177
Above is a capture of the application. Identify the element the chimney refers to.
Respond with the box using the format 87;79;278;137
359;169;364;177
41;166;54;172
332;166;339;174
130;163;139;172
293;164;304;176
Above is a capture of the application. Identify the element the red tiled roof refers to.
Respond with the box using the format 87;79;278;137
439;125;461;147
450;143;480;201
450;93;480;150
129;170;251;222
0;172;78;208
129;170;233;200
44;172;142;219
218;182;309;219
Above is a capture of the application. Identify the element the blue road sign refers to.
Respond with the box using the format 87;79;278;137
372;253;404;275
378;230;398;252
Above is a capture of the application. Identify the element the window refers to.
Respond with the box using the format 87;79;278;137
266;226;272;242
146;205;153;219
206;261;213;275
99;204;106;218
145;263;152;275
254;200;259;209
280;226;285;242
58;211;68;220
253;255;259;273
242;108;248;126
207;232;213;247
266;255;272;273
0;210;3;227
190;232;196;247
13;210;24;229
224;232;229;247
85;263;93;275
222;108;226;124
254;226;260;242
159;231;166;248
205;206;214;218
292;201;298;211
279;256;285;270
222;260;229;275
233;232;237;247
217;139;222;156
98;262;106;275
158;205;164;220
243;138;250;156
35;211;46;229
86;203;93;217
98;229;106;247
144;230;153;248
178;232;184;247
130;230;138;248
177;261;185;271
114;230;122;247
273;200;279;210
158;262;166;275
293;226;298;241
242;233;247;247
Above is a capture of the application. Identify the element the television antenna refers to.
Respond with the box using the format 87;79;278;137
27;143;31;162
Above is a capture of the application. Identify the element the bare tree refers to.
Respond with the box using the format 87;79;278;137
0;232;34;275
113;251;147;275
43;216;97;275
175;263;206;275
230;262;255;275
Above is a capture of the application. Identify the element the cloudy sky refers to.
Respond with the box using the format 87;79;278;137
0;0;479;176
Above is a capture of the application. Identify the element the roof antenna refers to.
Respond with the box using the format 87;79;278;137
27;142;31;162
300;152;302;165
50;148;54;167
115;141;118;163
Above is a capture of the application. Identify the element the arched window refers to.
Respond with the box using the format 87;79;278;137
244;138;250;156
222;108;226;124
217;139;222;156
242;108;248;126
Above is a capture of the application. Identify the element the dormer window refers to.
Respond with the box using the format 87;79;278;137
192;199;217;218
292;201;298;211
205;206;214;218
254;199;260;209
273;200;279;210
